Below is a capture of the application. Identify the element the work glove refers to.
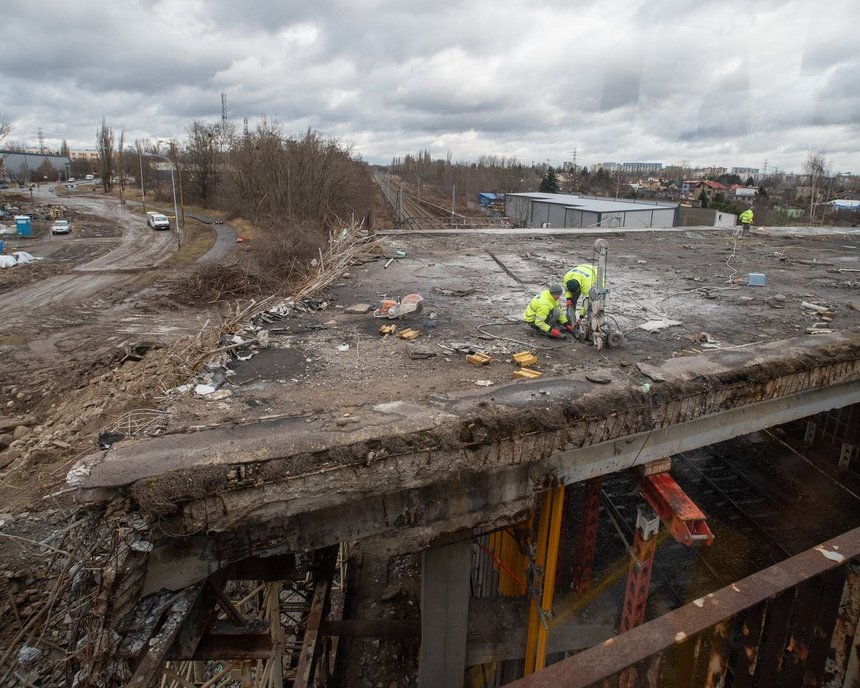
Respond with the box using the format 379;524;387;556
565;323;575;333
566;299;574;308
549;328;562;338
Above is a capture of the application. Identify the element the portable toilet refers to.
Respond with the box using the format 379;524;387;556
15;215;31;238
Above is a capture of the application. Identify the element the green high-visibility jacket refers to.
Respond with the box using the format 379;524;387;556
523;289;569;332
563;264;597;312
740;209;754;224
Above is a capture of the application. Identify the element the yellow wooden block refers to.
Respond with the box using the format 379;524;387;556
466;353;492;366
399;328;420;340
512;351;539;367
379;324;397;335
513;368;543;379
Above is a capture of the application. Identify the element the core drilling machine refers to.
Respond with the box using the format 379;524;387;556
571;238;625;351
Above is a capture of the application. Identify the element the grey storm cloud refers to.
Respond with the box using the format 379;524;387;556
2;0;859;172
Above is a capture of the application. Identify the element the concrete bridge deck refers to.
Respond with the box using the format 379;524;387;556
71;331;860;594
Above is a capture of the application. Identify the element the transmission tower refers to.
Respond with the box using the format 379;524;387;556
221;92;228;122
37;128;45;153
243;118;249;137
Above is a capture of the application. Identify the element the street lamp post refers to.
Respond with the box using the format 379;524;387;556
143;152;178;232
138;150;146;213
157;140;184;229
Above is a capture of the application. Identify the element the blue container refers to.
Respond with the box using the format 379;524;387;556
0;239;4;254
748;272;766;286
15;215;31;237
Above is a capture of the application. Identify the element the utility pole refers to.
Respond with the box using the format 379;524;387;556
451;183;456;219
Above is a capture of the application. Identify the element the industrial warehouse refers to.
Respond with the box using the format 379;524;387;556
505;192;679;228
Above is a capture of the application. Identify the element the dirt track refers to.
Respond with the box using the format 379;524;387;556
0;188;215;510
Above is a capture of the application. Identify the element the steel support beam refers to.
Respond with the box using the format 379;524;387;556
637;471;714;546
619;509;660;634
501;526;860;688
571;477;602;593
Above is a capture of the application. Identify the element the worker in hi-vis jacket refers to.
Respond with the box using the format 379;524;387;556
523;283;573;338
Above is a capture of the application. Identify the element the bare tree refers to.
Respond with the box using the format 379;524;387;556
185;121;220;207
96;118;115;192
0;118;11;145
804;152;830;224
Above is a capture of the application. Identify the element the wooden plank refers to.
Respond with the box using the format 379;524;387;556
293;546;338;688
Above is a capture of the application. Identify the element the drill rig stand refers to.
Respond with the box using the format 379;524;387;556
574;239;625;351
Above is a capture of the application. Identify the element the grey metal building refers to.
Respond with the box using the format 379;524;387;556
0;151;71;180
505;192;678;229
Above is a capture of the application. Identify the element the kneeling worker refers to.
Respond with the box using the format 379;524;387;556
563;263;598;319
523;283;574;338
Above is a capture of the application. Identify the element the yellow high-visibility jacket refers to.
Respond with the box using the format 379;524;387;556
563;264;597;313
523;289;569;333
740;209;754;224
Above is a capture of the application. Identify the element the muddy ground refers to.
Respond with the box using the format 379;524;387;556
1;183;859;685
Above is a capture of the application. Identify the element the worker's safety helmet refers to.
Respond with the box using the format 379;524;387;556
548;283;563;296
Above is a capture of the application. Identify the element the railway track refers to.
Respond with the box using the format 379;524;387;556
374;172;510;230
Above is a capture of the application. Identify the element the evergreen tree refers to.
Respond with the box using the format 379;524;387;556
539;167;560;193
698;188;709;208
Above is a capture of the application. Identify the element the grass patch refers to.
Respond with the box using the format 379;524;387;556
162;221;216;268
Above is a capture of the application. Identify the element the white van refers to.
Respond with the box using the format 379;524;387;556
146;212;170;230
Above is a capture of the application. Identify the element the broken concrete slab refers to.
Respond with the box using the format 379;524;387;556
407;347;436;360
636;362;667;382
344;303;373;314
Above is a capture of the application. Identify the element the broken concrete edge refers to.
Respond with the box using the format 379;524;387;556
67;331;860;518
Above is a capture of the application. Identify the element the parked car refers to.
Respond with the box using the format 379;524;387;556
85;174;94;181
146;212;170;230
51;219;71;234
68;177;76;182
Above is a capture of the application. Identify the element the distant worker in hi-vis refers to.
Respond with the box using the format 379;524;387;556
739;207;754;237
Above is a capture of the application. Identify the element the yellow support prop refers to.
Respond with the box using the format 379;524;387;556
523;486;565;675
535;485;565;670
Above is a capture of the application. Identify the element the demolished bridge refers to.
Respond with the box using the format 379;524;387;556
68;330;860;685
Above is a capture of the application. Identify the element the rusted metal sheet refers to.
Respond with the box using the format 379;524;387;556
805;566;849;685
779;577;821;686
731;603;766;688
501;526;860;688
754;588;795;686
828;565;860;687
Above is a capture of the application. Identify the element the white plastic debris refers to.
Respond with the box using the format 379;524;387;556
13;251;42;264
815;546;845;563
475;380;494;387
337;344;350;352
194;383;217;396
0;255;16;269
639;318;683;332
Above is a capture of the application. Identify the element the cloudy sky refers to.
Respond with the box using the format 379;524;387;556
2;0;859;173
